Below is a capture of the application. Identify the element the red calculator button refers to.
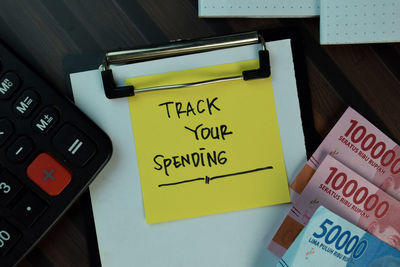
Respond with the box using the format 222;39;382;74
27;153;71;196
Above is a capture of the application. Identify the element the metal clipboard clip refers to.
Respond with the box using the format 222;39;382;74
100;31;271;99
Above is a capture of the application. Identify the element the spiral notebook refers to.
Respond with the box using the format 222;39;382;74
320;0;400;44
198;0;319;17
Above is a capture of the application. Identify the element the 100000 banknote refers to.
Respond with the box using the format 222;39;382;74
278;206;400;267
269;155;400;257
290;107;400;202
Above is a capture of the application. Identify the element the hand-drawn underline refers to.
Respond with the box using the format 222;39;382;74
158;165;273;188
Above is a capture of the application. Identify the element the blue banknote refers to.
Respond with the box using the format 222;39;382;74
278;206;400;267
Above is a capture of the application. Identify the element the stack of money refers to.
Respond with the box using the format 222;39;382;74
268;107;400;264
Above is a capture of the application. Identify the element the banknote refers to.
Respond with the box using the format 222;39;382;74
268;155;400;257
290;107;400;202
278;206;400;267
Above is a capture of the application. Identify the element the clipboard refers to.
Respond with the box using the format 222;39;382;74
100;32;270;99
65;28;319;151
65;29;319;267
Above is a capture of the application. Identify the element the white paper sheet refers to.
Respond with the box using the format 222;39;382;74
70;39;307;267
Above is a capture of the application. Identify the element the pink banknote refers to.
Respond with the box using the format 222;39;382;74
290;107;400;202
268;155;400;258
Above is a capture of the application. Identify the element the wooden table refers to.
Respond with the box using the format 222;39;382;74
1;1;399;266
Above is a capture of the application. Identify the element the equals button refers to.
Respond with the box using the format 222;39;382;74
68;139;83;155
53;124;97;167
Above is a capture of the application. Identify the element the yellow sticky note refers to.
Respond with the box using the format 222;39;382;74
127;60;289;224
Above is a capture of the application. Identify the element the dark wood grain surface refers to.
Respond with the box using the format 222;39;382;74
0;1;399;266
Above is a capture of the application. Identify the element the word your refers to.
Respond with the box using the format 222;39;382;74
184;124;233;141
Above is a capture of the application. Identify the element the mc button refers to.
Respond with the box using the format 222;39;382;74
0;72;20;100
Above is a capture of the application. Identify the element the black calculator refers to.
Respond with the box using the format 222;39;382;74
0;41;112;266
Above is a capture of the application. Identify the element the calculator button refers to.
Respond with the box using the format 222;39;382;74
27;153;71;196
0;220;21;256
6;136;33;162
0;72;20;100
32;106;59;134
13;89;39;118
0;170;23;205
11;191;47;227
53;124;96;167
0;119;13;146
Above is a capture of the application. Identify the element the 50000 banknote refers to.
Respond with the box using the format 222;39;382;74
278;206;400;267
